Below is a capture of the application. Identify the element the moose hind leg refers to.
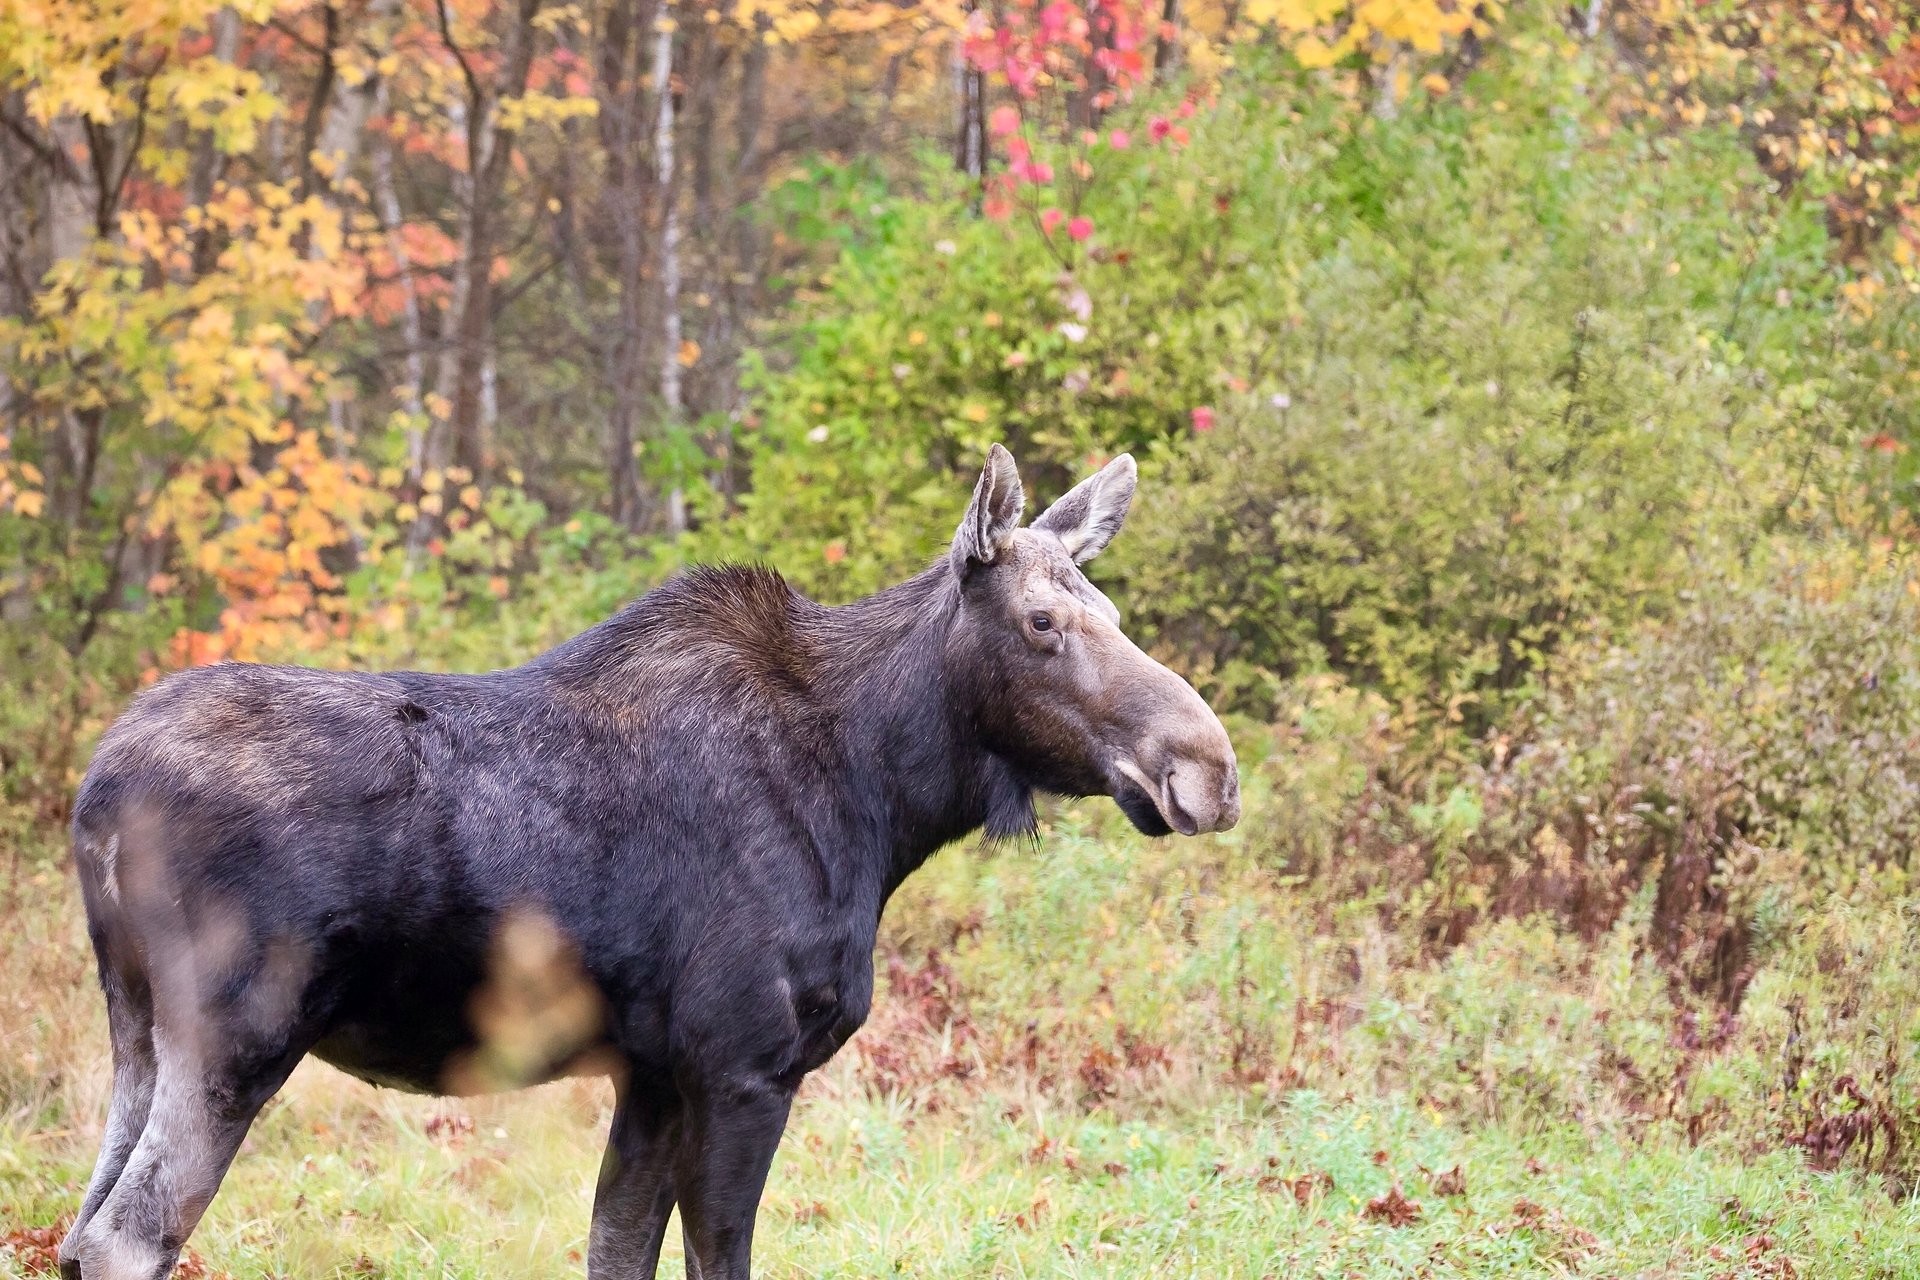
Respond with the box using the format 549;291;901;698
61;1028;305;1280
59;971;157;1279
588;1079;681;1279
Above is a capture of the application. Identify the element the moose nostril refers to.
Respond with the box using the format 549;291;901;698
1219;770;1242;826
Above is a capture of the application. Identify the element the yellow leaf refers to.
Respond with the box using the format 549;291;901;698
460;485;483;510
13;490;44;518
1293;35;1337;68
962;403;990;423
677;338;702;367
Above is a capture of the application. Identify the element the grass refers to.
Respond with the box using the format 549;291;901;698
5;799;1920;1278
7;1062;1917;1277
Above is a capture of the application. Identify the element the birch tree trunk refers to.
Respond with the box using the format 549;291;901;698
305;0;391;206
651;3;686;534
1373;49;1404;121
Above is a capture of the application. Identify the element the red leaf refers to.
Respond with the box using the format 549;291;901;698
1364;1183;1423;1227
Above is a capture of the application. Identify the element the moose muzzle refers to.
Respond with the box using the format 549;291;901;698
1105;658;1241;837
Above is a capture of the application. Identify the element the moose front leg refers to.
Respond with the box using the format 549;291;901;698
588;1081;681;1279
671;1077;793;1280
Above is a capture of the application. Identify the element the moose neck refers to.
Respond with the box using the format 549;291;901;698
811;563;1034;893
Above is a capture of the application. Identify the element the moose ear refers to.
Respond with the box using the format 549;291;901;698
1032;453;1136;563
951;444;1026;575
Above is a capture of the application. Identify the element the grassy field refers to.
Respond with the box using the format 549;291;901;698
5;798;1919;1279
8;1063;1918;1278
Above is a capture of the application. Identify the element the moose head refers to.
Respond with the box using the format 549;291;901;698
945;445;1240;838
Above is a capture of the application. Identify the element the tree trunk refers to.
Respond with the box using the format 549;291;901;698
429;94;470;476
1154;0;1182;75
185;8;241;273
596;0;652;530
442;0;545;483
953;3;985;180
1372;49;1404;120
0;112;27;534
553;28;595;312
305;0;390;205
685;24;731;434
304;0;394;355
296;4;343;204
721;21;769;482
45;117;94;264
1074;3;1112;129
651;4;686;534
371;81;428;479
46;115;99;528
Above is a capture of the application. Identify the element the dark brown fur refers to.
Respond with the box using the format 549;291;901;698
59;448;1237;1280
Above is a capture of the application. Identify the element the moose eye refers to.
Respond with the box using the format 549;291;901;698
1029;612;1054;633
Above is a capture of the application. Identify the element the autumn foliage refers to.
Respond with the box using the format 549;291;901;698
0;0;1914;728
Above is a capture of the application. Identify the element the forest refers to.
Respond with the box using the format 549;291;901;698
5;0;1920;1274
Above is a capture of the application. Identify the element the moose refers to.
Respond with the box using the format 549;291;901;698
59;445;1240;1279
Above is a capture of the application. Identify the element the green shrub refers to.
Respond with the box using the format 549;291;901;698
1504;544;1920;966
1102;82;1877;726
1236;540;1920;1005
708;39;1897;748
